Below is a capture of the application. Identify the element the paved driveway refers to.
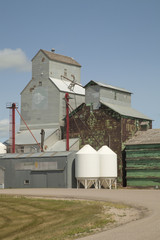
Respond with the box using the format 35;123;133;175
0;188;160;240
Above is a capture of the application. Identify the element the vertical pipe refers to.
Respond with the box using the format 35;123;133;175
12;103;16;153
65;93;69;151
40;129;45;152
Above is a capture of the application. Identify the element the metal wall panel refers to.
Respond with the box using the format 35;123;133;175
14;170;31;188
20;78;60;130
85;85;100;109
100;88;131;106
31;172;47;188
32;51;49;80
125;144;160;187
47;171;65;188
49;61;81;83
0;153;76;188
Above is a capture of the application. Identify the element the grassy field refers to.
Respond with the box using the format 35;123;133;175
0;195;128;240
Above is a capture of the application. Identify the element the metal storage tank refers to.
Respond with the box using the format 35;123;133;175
0;143;6;154
98;145;117;189
75;144;99;189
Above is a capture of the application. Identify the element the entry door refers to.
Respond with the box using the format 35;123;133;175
47;170;66;188
31;172;47;188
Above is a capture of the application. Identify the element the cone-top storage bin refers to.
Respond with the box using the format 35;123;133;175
98;145;117;178
75;144;99;188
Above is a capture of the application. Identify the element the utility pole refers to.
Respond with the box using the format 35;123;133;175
65;93;69;151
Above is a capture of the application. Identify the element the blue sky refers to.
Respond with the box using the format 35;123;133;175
0;0;160;142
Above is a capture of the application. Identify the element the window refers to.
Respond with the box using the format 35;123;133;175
24;180;30;185
64;69;67;77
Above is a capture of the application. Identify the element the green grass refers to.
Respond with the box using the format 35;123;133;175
0;195;127;240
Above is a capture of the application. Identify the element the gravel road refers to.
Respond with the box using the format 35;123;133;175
0;188;160;240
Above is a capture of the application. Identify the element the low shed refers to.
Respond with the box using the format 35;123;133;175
0;151;76;188
125;129;160;188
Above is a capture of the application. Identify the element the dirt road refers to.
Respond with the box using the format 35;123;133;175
0;188;160;240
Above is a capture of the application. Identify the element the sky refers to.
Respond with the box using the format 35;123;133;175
0;0;160;142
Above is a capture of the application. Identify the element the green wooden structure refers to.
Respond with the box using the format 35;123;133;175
125;129;160;188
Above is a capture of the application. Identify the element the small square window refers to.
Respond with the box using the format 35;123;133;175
24;180;30;185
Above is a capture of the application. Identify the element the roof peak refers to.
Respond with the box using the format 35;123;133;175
32;49;81;67
85;80;132;94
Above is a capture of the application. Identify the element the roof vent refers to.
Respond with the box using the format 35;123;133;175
51;48;55;53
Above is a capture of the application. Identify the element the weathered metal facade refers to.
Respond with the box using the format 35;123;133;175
67;103;152;180
13;49;85;153
0;152;76;188
20;49;84;131
85;80;132;109
32;49;81;83
66;80;152;181
125;129;160;187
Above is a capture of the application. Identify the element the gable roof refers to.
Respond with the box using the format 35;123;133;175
32;49;81;67
50;77;85;95
68;101;152;121
100;100;152;120
125;129;160;145
85;80;132;94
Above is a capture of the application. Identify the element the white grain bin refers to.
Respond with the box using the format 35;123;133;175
98;145;117;189
75;144;99;189
0;143;6;154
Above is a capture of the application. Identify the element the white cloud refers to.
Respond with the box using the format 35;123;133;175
0;48;31;72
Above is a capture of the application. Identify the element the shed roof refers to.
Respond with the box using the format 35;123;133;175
15;128;58;145
125;129;160;145
100;100;152;120
32;49;81;67
85;80;132;94
50;77;85;95
0;151;72;159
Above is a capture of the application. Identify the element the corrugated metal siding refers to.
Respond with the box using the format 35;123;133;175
49;61;81;83
85;85;100;109
32;51;49;80
125;144;160;187
0;152;76;188
100;88;131;106
20;78;60;130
